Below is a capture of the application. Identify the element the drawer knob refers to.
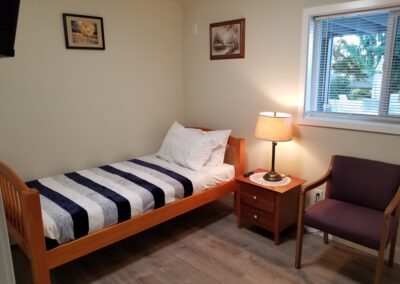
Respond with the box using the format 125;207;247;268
253;195;257;200
253;214;258;220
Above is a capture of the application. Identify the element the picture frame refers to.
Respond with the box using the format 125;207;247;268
210;18;245;60
62;13;105;50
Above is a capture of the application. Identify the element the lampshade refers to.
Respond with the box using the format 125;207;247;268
255;112;292;142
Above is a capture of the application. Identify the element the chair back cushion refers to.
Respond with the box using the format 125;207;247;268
329;155;400;211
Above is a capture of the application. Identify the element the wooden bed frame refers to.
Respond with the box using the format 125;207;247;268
0;132;245;284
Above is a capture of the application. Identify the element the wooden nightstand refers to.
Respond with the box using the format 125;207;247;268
236;169;306;245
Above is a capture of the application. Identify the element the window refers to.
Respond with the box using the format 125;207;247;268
299;1;400;134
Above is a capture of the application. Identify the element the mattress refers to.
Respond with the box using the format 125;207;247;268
26;155;234;248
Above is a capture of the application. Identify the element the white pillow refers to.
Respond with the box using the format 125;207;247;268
157;121;184;162
157;122;231;170
203;129;231;167
157;122;216;171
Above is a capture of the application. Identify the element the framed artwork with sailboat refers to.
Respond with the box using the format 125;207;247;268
210;18;245;60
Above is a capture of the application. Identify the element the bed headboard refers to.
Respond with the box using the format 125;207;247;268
225;135;245;176
191;127;245;176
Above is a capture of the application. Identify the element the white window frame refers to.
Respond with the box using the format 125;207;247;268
298;0;400;135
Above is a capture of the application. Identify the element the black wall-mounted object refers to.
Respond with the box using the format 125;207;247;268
0;0;20;57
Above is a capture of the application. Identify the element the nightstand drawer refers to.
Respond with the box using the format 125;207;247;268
240;183;275;213
241;204;274;230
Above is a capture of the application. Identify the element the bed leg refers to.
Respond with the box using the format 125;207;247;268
31;262;51;284
21;190;51;284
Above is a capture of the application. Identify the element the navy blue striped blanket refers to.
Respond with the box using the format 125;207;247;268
26;155;234;249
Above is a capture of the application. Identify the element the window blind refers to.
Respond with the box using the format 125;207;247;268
388;18;400;115
306;10;400;120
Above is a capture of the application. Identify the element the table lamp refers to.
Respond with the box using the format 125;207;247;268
254;112;292;182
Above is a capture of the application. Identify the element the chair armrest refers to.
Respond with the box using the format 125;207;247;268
300;156;335;196
384;186;400;218
298;156;335;218
301;171;331;195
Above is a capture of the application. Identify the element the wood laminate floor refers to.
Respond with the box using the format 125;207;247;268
11;197;400;284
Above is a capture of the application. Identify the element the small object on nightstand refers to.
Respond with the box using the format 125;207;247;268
250;172;291;186
236;169;306;245
243;171;254;177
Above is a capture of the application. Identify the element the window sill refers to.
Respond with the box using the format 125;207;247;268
298;113;400;135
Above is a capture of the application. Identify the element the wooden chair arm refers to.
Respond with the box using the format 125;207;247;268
300;156;334;196
301;171;331;195
384;186;400;219
298;156;335;218
380;186;400;252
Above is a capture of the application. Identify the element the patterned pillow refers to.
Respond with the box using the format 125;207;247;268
157;121;184;162
203;129;231;167
158;122;216;171
158;122;231;170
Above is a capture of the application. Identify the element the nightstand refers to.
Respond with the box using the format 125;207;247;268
236;169;306;245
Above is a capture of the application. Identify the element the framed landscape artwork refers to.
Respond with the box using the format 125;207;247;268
210;18;245;60
62;13;105;50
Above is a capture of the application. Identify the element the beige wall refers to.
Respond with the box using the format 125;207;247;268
0;0;184;181
182;0;400;260
182;0;400;184
1;0;400;271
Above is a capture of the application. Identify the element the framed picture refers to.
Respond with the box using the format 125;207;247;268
210;18;245;60
62;13;105;50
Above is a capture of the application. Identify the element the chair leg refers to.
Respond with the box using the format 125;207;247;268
295;192;306;269
323;232;329;244
375;218;391;284
375;244;385;284
389;230;398;268
295;225;304;269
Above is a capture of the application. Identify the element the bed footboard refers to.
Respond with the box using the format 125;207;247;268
0;161;50;284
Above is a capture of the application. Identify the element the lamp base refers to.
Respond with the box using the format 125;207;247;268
263;171;283;182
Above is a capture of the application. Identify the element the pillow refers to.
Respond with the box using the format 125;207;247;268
203;129;231;167
157;122;216;171
157;121;184;162
157;122;231;170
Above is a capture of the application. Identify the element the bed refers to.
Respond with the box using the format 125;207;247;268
0;127;245;284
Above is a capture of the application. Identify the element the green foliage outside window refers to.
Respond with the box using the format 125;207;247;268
390;22;400;95
329;75;350;99
330;33;386;100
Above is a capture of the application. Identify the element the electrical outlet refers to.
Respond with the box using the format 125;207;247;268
305;188;325;234
312;188;324;204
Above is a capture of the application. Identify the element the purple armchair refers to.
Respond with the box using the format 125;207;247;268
295;155;400;284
